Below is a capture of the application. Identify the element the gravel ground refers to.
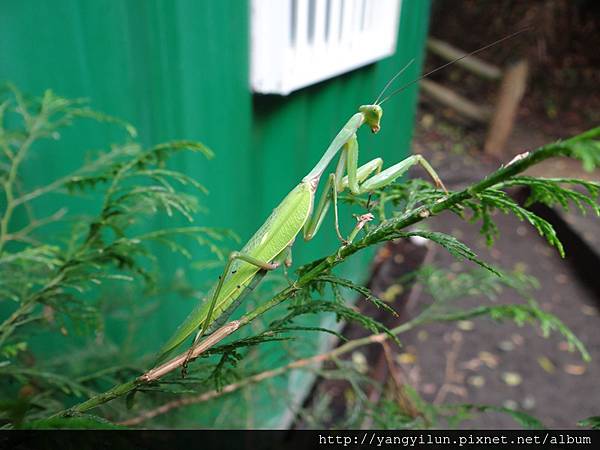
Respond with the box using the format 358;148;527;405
396;209;599;429
396;98;600;428
300;108;600;429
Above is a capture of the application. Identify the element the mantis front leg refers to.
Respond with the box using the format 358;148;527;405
356;154;448;194
306;135;448;245
303;144;348;242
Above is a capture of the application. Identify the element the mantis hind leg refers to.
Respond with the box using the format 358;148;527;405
181;251;280;375
200;251;280;337
203;245;293;335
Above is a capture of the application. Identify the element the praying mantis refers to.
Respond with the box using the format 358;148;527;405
153;30;528;372
157;75;445;366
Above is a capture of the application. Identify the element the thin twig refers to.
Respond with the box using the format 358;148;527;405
433;331;466;405
139;320;242;382
120;319;422;426
0;132;37;255
381;341;421;420
4;207;67;242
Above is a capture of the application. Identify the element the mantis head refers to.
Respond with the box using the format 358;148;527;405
359;104;383;134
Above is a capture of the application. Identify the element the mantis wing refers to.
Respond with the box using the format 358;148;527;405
156;180;313;361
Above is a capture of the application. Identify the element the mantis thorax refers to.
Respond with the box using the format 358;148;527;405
359;104;383;133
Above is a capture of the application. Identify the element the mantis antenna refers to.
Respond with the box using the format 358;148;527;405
378;27;532;105
374;58;415;105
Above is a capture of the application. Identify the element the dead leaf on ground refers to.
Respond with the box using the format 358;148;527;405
467;375;485;388
498;340;515;352
502;372;522;386
537;356;556;374
417;330;429;342
564;364;586;376
457;320;474;331
380;284;404;302
511;333;524;346
581;304;597;316
478;351;499;369
558;341;573;352
397;353;417;365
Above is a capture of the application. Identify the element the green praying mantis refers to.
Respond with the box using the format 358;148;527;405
157;73;445;367
151;30;528;374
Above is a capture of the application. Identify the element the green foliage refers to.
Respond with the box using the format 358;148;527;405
367;384;432;429
409;265;589;362
470;175;600;254
323;365;546;430
300;265;573;430
369;401;426;429
382;178;447;213
462;189;564;254
565;131;600;171
0;85;231;426
73;124;599;427
411;265;539;304
298;358;379;429
314;274;398;316
19;413;126;429
518;177;598;214
340;178;445;213
367;392;544;430
441;404;544;429
578;416;600;430
396;230;500;275
1;86;599;429
270;300;399;345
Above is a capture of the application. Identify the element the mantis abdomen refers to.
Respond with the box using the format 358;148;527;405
157;180;314;360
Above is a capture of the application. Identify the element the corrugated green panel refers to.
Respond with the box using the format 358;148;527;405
0;0;255;351
0;0;430;427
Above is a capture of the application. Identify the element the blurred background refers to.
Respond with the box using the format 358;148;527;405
0;0;598;429
303;0;600;429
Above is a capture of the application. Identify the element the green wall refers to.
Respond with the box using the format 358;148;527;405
0;0;430;427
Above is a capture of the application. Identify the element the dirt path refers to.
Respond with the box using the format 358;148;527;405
299;101;599;430
398;93;600;427
396;208;599;428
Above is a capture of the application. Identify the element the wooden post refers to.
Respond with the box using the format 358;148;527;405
427;38;502;81
484;59;529;157
420;79;491;123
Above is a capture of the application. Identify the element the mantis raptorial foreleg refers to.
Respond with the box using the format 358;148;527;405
305;135;448;245
348;154;448;222
304;134;377;244
356;154;447;193
303;173;346;243
303;145;348;241
325;173;345;243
